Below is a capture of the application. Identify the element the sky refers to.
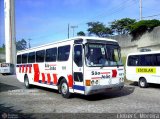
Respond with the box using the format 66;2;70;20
0;0;160;47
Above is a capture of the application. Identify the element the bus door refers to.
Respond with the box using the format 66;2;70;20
73;44;84;94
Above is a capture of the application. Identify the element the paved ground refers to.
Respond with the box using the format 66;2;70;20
0;75;160;119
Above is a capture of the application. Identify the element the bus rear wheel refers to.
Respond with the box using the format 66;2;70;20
24;75;31;89
59;79;71;98
139;78;148;88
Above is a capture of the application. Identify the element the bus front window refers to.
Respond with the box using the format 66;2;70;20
85;44;123;67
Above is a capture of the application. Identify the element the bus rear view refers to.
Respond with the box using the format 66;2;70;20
0;63;14;75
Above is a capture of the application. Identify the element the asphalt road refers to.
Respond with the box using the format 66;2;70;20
0;75;160;119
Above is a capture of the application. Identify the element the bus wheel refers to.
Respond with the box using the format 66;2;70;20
139;78;148;88
24;75;31;89
60;79;71;98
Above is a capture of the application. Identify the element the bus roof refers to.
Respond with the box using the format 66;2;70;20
127;50;160;56
17;36;117;53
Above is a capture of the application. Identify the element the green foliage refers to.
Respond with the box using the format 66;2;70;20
130;19;160;40
0;47;5;53
77;31;85;36
0;59;5;63
2;44;5;48
87;22;113;37
110;18;136;35
0;48;5;63
86;18;160;40
16;39;27;50
122;56;126;66
0;39;27;52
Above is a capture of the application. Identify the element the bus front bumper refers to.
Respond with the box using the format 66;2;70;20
85;82;124;95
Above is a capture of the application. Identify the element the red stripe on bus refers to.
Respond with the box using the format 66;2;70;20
41;73;45;83
47;73;51;84
112;70;117;78
33;64;40;82
19;66;21;73
100;72;110;74
91;77;101;79
29;65;32;73
25;65;28;73
49;64;56;66
68;75;73;87
53;74;57;85
22;65;24;73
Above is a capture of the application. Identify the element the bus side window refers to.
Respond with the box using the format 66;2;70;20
28;52;35;63
58;45;70;61
36;50;45;62
156;54;160;66
22;53;28;64
150;55;157;66
74;45;82;67
17;55;22;64
139;55;146;66
45;48;57;62
128;55;138;66
145;55;151;66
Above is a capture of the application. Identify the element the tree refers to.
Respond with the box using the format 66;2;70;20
130;19;160;40
2;44;5;48
16;39;27;50
87;22;113;37
77;31;86;36
110;18;136;35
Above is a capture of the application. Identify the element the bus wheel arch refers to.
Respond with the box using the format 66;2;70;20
24;74;31;89
57;76;65;86
139;77;148;88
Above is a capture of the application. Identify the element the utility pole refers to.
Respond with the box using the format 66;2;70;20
68;24;70;38
28;39;31;48
140;0;142;20
70;25;78;37
4;0;16;66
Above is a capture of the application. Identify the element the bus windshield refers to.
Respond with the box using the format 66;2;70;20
85;43;123;67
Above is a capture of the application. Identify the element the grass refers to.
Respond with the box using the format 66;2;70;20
0;48;5;53
0;48;5;63
122;56;126;65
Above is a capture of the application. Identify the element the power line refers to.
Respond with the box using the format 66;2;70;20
142;13;160;19
70;0;137;30
143;7;160;13
70;25;78;37
79;0;136;23
17;0;139;41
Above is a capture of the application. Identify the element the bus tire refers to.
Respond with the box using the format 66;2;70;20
139;78;148;88
24;75;31;89
59;79;71;98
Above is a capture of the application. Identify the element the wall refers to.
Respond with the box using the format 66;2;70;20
111;26;160;57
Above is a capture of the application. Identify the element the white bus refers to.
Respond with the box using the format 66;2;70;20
0;63;14;75
126;51;160;88
16;37;124;98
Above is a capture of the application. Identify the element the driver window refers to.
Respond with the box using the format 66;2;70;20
74;45;82;67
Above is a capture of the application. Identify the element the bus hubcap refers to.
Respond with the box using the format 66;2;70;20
61;83;68;94
140;81;145;87
25;79;28;86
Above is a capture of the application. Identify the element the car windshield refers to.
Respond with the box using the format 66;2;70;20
85;43;123;67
